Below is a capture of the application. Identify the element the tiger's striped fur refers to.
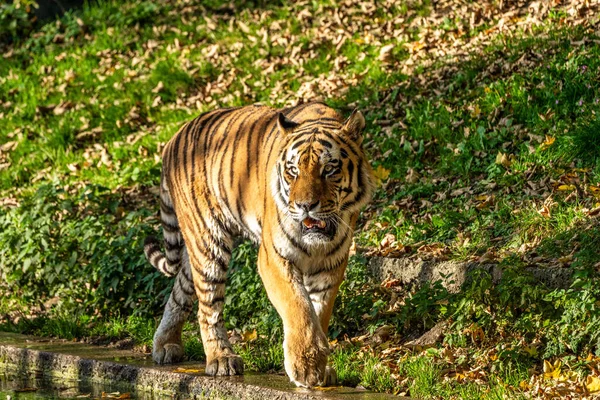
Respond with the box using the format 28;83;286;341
144;102;374;387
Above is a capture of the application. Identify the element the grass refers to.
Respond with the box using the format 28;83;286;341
1;0;599;398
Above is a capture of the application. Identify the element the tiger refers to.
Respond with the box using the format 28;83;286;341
143;101;374;388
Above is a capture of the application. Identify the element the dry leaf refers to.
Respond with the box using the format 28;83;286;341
540;135;556;150
543;360;562;380
373;165;391;185
405;168;420;183
495;152;511;168
152;81;164;93
538;204;551;218
174;367;203;374
585;375;600;393
378;44;395;63
380;233;396;249
242;329;257;342
557;184;575;191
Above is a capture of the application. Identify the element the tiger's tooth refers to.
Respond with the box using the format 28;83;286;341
318;220;326;229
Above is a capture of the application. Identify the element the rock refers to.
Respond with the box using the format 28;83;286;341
367;256;573;291
404;321;448;351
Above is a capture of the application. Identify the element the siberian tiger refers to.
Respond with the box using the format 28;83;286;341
144;101;374;388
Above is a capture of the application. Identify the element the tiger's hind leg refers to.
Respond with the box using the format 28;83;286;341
182;216;243;376
153;248;196;364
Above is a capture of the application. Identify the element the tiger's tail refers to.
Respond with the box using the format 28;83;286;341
144;181;184;277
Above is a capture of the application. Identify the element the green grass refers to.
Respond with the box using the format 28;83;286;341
1;0;599;398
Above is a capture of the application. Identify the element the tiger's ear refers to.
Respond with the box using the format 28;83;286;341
277;113;299;134
340;109;366;143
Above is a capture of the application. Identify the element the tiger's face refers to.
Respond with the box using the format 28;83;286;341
273;110;374;246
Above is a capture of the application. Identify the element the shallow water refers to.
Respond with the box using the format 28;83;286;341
0;374;146;400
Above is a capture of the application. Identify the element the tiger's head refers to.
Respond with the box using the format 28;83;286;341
272;108;374;246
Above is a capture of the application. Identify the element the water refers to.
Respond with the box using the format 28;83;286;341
0;373;146;400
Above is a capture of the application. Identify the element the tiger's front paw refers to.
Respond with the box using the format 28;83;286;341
206;354;244;376
284;331;330;388
153;342;185;364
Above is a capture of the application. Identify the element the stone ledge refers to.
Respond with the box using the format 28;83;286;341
0;332;402;400
367;256;574;292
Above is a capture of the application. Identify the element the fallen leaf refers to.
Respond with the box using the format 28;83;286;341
540;135;556;150
543;359;562;380
586;375;600;393
242;329;257;342
523;345;538;357
557;255;573;264
538;204;551;218
557;184;575;191
405;168;420;183
495;152;511;168
152;81;164;93
373;165;391;185
378;44;395;63
381;278;401;288
174;367;203;374
380;233;396;249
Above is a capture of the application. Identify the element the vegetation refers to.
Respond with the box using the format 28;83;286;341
1;0;599;398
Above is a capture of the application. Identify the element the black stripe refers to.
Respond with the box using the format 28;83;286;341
317;138;333;148
321;130;359;158
198;296;224;309
271;242;294;268
232;115;259;186
195;238;228;273
169;122;186;176
325;231;350;257
177;275;195;296
275;167;290;203
201;108;240;197
160;199;175;215
171;295;193;313
193;283;213;295
341;161;366;211
255;113;277;181
195;210;232;259
235;191;245;226
205;196;233;236
276;211;309;256
183;264;192;280
346;159;354;190
164;240;181;252
293;120;341;130
217;110;254;225
308;282;333;295
193;267;227;285
306;257;347;277
291;139;309;150
162;220;179;233
181;119;191;190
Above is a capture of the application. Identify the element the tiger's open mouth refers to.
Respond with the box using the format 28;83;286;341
301;217;336;238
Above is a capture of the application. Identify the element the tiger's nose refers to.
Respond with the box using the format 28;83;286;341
295;200;320;213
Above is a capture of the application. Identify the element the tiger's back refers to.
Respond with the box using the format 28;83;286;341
144;101;374;387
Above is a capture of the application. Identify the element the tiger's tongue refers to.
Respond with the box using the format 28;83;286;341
303;217;326;229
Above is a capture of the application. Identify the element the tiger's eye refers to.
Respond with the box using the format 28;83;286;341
324;165;333;173
288;166;298;175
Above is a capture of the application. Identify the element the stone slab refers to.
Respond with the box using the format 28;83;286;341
0;332;402;400
367;256;573;292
